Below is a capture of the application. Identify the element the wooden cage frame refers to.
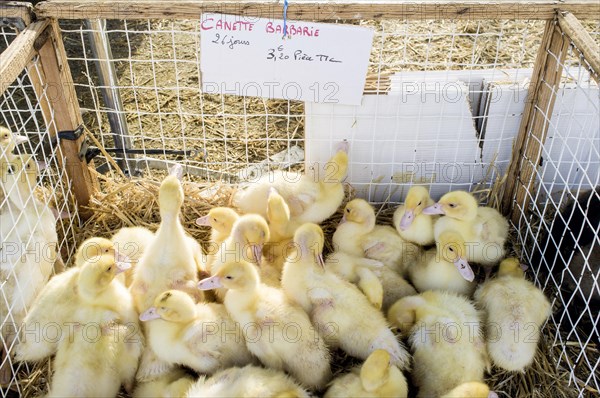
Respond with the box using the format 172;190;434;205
0;1;599;396
1;0;599;222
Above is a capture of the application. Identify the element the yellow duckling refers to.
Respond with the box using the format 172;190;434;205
196;207;241;275
139;290;253;373
39;254;142;396
474;258;552;372
74;236;133;286
233;141;348;224
131;175;201;314
393;186;437;246
134;369;195;398
131;175;201;381
111;226;156;285
185;365;310;397
424;190;509;275
15;264;85;363
324;349;408;398
198;260;332;390
266;187;298;242
387;290;488;397
335;199;419;275
407;230;477;296
262;188;298;276
48;323;142;397
0;155;55;383
330;199;418;308
0;126;28;162
0;127;28;214
196;206;240;245
281;224;411;370
74;237;129;267
442;382;498;398
209;214;276;297
15;242;133;362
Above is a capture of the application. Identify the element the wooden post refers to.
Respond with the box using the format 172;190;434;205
31;19;97;219
0;1;33;28
558;12;600;82
501;18;570;223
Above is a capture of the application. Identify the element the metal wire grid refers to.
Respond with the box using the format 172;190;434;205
59;19;304;181
307;19;544;203
57;19;548;202
511;30;600;395
0;57;80;397
0;25;19;54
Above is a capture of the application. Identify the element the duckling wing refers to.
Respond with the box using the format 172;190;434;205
476;207;509;244
15;269;79;361
184;321;223;360
286;181;320;217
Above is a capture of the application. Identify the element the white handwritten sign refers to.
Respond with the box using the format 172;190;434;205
200;13;374;105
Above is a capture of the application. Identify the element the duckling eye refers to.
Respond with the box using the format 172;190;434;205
225;276;233;280
417;201;422;206
160;307;166;311
449;203;456;208
7;165;15;174
104;248;110;253
346;208;350;213
213;217;217;222
107;266;112;272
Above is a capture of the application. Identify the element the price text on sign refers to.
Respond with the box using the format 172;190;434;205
200;13;374;105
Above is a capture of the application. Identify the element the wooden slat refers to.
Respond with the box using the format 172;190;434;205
35;0;600;21
558;11;600;79
0;20;49;96
0;1;33;27
34;19;97;219
501;20;570;223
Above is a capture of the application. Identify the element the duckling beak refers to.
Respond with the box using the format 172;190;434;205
316;253;325;269
114;250;131;265
338;214;347;226
453;257;475;282
115;260;132;274
12;134;28;146
399;210;414;230
488;391;499;398
520;263;529;271
196;215;210;226
251;244;263;264
168;163;184;180
335;140;349;153
139;307;161;321
198;275;222;290
422;203;445;215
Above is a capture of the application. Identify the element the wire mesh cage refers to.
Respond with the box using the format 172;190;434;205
0;33;79;398
0;1;599;397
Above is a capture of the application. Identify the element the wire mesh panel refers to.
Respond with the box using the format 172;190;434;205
510;20;600;395
59;19;304;182
0;25;19;54
58;18;551;204
0;56;79;397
